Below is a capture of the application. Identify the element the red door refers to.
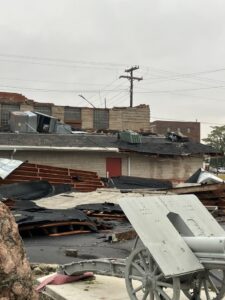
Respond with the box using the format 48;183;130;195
106;158;122;177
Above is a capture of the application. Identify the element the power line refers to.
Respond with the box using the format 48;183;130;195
0;84;127;93
107;90;128;105
82;78;122;105
151;116;225;126
3;53;225;102
0;75;120;87
3;52;225;78
0;53;128;70
2;53;225;90
0;58;124;71
135;84;225;94
143;66;225;88
109;92;129;107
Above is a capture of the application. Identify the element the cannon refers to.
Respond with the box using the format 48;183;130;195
59;194;225;300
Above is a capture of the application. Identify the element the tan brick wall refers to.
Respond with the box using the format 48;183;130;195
0;149;203;181
0;92;151;133
52;106;64;121
20;104;34;112
81;108;93;129
109;109;123;130
109;105;150;132
122;106;150;131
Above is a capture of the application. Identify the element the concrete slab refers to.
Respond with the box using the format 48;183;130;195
37;274;210;300
34;190;144;210
38;274;129;300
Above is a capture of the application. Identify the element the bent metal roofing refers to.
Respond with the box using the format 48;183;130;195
0;132;219;156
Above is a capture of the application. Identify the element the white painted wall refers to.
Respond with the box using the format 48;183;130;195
0;150;203;181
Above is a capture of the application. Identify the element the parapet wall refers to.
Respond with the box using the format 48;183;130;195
0;91;150;132
109;105;150;131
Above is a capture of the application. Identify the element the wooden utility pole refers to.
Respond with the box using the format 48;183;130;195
119;66;143;107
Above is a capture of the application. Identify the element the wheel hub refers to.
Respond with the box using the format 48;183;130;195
142;273;156;290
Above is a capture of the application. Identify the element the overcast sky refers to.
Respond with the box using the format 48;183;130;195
0;0;225;139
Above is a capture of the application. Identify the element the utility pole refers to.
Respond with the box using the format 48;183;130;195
119;66;143;107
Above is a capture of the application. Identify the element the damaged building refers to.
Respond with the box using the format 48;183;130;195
151;120;201;142
0;91;150;132
0;131;218;182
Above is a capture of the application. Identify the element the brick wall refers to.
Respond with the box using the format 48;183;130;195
0;91;151;133
20;104;34;112
81;108;93;129
109;109;123;130
109;105;150;132
52;106;64;121
151;121;200;142
0;92;28;104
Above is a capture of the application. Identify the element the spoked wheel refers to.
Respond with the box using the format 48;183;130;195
125;247;180;300
182;269;225;300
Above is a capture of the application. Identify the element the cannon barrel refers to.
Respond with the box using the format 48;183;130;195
183;237;225;254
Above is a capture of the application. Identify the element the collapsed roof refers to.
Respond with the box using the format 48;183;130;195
0;132;219;156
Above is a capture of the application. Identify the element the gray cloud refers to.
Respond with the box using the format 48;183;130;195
0;0;225;138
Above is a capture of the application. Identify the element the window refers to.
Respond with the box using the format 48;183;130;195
1;104;20;127
64;107;81;121
93;109;109;130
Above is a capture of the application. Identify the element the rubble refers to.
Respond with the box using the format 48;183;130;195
186;167;224;184
0;180;71;200
106;229;137;243
169;182;225;219
65;249;78;257
104;175;172;189
31;263;58;277
0;161;104;192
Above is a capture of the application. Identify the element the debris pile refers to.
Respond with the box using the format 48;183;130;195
170;183;225;219
2;193;126;237
104;175;173;190
0;161;104;192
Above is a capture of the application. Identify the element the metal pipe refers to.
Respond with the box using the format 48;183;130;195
184;236;225;254
127;156;131;176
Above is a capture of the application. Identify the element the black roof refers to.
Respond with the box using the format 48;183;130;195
0;132;219;156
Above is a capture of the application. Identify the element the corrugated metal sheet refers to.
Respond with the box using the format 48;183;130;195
0;158;23;179
119;131;142;144
93;109;109;130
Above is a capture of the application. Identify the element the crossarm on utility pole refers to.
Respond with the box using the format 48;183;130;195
119;66;143;107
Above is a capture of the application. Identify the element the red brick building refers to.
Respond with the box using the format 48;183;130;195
151;120;201;142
